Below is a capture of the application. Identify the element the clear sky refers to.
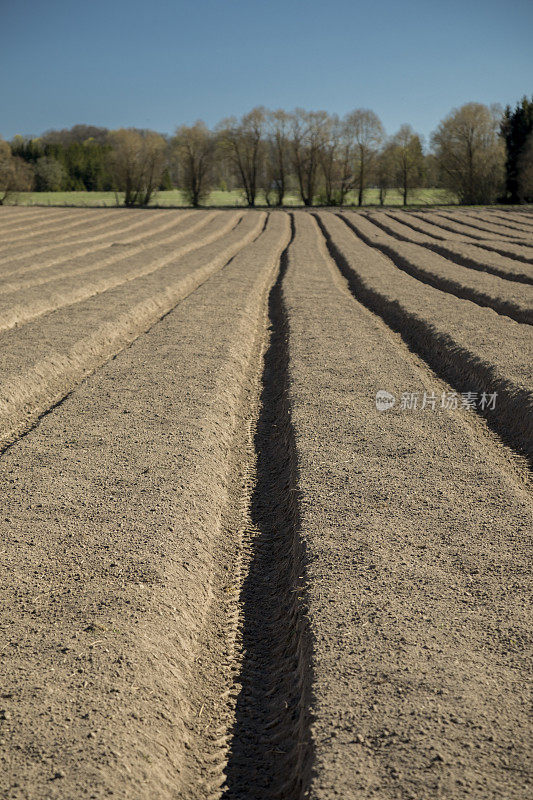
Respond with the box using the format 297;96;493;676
1;0;532;143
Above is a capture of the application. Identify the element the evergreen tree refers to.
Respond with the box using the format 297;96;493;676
500;96;533;203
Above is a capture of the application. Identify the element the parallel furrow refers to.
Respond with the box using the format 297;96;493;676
0;214;220;314
413;212;533;263
316;211;533;463
281;210;532;800
0;208;108;248
0;207;78;235
467;210;533;235
339;212;533;324
371;211;533;284
0;212;264;451
500;209;533;223
0;212;230;331
0;207;530;800
0;208;152;261
423;211;523;241
0;209;197;274
436;210;533;240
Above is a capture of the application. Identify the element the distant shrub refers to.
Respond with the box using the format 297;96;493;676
0;139;33;203
34;157;67;191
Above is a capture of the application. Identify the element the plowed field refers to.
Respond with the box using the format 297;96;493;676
0;207;531;800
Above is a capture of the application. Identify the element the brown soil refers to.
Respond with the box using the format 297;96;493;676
412;212;533;263
368;210;533;284
340;211;533;322
0;207;531;799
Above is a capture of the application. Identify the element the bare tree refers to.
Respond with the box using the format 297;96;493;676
317;116;356;206
108;129;167;207
375;142;395;206
0;139;33;204
337;119;357;205
290;109;330;206
390;125;425;205
319;114;350;205
218;108;266;206
424;152;440;191
108;130;143;206
173;121;214;207
431;103;505;204
264;109;291;206
318;114;338;205
140;132;168;206
344;109;384;205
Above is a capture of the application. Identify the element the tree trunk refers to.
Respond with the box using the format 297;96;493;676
358;152;364;206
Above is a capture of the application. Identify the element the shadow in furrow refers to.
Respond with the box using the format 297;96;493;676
222;216;314;800
413;213;533;265
336;213;533;324
314;213;533;469
368;214;533;286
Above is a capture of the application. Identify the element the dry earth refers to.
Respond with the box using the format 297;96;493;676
0;206;531;800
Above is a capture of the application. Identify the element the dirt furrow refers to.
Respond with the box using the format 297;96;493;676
280;211;532;800
0;211;301;800
393;209;533;264
498;209;533;223
413;212;533;263
315;211;533;463
217;215;313;800
381;212;448;240
437;210;533;240
422;211;521;241
0;208;55;229
0;209;111;248
0;210;217;296
465;210;533;235
0;212;263;451
0;208;154;262
338;212;533;324
0;207;79;235
372;212;533;284
0;209;198;275
0;212;232;332
0;211;202;291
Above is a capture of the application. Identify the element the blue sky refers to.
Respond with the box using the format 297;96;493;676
1;0;532;142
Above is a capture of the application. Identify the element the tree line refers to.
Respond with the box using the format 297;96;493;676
1;98;532;206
